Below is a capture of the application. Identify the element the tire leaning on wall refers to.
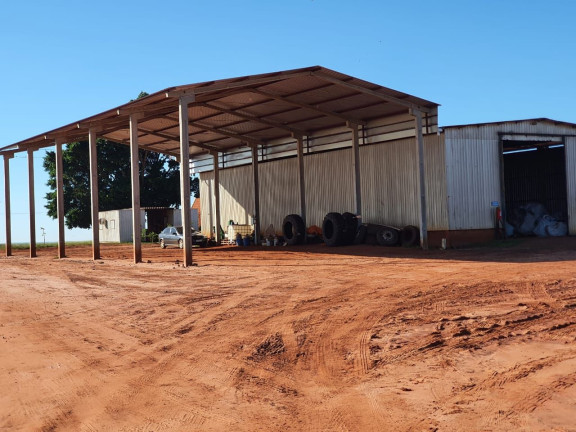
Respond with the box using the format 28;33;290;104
354;224;368;244
322;212;345;247
282;214;306;245
401;225;420;247
342;212;358;245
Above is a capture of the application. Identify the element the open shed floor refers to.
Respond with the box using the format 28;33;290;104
2;239;576;431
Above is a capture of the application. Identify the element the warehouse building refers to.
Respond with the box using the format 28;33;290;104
195;117;576;247
1;66;574;266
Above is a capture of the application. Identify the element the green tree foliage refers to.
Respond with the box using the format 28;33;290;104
43;139;200;229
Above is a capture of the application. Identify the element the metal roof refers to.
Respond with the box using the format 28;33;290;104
0;66;439;158
442;118;576;131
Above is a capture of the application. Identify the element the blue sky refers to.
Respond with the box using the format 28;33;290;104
1;0;575;243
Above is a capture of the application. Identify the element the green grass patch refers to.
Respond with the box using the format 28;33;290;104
2;241;93;250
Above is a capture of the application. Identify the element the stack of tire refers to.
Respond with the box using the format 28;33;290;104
322;211;420;248
321;212;359;246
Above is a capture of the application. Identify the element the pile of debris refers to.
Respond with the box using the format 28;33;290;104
506;203;568;237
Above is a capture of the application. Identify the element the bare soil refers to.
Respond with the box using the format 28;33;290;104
1;238;576;431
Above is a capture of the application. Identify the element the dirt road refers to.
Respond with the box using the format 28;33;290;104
1;239;575;431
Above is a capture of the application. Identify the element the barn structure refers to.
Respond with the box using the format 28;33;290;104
196;117;576;247
1;66;574;266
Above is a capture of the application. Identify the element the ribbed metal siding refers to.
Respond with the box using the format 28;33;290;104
304;149;355;227
423;134;448;230
359;134;447;230
200;135;448;233
445;136;500;229
259;158;300;231
361;138;419;226
566;137;576;234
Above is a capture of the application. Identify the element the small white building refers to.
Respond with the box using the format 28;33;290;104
98;208;182;243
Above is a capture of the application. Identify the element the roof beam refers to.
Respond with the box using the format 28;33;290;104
164;114;263;146
249;89;367;126
190;122;262;146
138;127;220;153
311;71;434;114
196;102;307;137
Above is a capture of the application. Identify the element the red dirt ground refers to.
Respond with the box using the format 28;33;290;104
1;238;576;431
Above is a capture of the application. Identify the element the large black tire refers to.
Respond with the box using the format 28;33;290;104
342;212;358;245
401;225;420;247
354;224;368;244
322;212;345;247
282;214;306;246
376;226;400;246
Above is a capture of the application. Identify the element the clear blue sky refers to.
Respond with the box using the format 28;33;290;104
1;0;575;243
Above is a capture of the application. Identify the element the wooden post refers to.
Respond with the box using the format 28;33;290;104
179;96;193;267
412;109;428;250
130;114;142;263
252;145;261;246
3;154;12;256
296;135;307;230
55;139;66;258
349;123;362;217
89;129;100;259
27;149;36;258
213;152;221;244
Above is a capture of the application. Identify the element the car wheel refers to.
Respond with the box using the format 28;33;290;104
160;239;166;249
178;239;183;249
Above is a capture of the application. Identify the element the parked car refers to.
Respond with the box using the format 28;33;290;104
159;226;208;248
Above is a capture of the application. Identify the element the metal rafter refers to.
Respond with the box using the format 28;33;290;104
196;102;307;137
249;88;367;126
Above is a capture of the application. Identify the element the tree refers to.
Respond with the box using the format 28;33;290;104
43;139;200;229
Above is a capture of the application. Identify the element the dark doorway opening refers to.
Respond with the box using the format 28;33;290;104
502;138;568;236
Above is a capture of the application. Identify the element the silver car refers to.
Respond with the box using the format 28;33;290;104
159;226;208;248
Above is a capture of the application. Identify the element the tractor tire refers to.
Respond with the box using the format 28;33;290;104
322;212;345;247
401;225;420;247
282;214;306;246
342;212;358;245
354;224;368;244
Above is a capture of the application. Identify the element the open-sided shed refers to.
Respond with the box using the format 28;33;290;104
0;66;438;266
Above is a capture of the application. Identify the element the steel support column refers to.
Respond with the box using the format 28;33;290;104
3;154;12;256
296;136;307;228
27;149;36;258
349;123;362;217
130;114;142;263
55;139;66;258
411;109;428;249
252;145;261;246
89;129;100;259
179;96;193;267
213;152;221;244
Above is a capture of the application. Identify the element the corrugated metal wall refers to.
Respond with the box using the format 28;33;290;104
360;134;447;230
260;158;300;230
199;134;448;235
566;137;576;234
445;133;500;230
424;134;448;230
304;149;355;227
